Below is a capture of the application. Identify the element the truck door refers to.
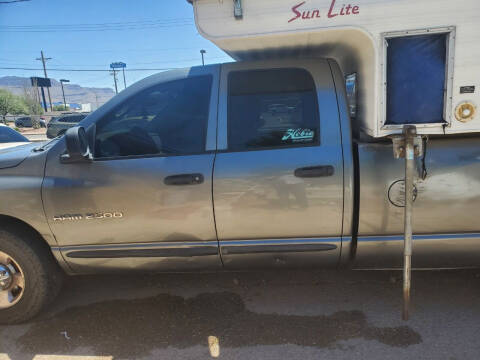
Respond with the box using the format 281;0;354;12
213;60;345;269
42;66;221;273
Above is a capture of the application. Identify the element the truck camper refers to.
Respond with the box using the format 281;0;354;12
187;0;480;318
0;0;479;323
189;0;478;137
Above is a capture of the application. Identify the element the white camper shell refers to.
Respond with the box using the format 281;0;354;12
189;0;479;138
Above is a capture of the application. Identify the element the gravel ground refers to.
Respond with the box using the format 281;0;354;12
0;269;479;359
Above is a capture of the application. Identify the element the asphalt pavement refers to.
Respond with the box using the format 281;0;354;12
0;268;479;360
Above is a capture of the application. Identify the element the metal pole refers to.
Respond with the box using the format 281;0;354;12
200;50;206;66
402;125;416;321
60;82;66;110
122;67;126;89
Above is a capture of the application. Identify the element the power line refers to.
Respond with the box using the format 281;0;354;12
43;56;231;67
0;19;195;33
0;58;233;72
0;56;232;69
0;66;177;72
0;46;225;55
0;18;193;28
0;25;194;33
0;0;30;3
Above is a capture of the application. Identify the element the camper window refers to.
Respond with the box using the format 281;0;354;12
382;28;455;129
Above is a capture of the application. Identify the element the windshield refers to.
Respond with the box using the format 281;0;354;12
0;126;29;143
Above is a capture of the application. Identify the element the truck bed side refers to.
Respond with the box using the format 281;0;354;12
355;136;480;269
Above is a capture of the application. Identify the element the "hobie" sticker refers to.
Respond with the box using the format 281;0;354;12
282;128;314;142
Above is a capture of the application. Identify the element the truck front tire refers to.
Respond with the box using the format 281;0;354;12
0;225;63;324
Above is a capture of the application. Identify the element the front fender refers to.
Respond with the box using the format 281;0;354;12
0;146;56;246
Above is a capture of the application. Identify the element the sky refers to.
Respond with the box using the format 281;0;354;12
0;0;233;90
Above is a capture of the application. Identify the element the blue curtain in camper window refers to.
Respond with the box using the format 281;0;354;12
386;34;447;125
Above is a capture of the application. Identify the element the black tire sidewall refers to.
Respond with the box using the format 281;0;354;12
0;228;62;324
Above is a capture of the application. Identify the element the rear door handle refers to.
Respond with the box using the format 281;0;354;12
164;173;204;185
294;165;334;178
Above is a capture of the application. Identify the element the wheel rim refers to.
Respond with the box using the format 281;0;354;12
0;251;25;308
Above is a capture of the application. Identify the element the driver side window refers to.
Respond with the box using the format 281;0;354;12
94;75;212;159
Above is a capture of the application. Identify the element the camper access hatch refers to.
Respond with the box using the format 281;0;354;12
381;28;455;130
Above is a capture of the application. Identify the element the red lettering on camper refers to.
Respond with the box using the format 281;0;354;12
328;0;360;18
288;1;304;23
289;0;360;23
288;1;321;23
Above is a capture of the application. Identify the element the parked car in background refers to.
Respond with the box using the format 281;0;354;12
46;113;89;138
0;123;29;149
14;116;46;128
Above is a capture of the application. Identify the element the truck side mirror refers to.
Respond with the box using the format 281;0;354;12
61;126;92;163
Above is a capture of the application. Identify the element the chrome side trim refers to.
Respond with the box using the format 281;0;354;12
220;237;341;247
354;233;480;269
66;247;217;259
58;241;221;274
221;239;338;255
358;233;480;242
219;237;342;269
61;241;218;258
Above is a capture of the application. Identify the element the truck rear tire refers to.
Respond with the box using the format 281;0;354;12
0;225;63;324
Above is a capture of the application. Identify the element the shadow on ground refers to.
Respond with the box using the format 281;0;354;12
4;268;480;359
17;290;421;359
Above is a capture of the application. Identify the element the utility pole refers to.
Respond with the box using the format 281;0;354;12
32;77;40;104
200;49;206;66
59;79;69;111
111;69;118;94
35;50;53;111
110;62;125;94
94;92;99;110
40;86;48;112
122;67;127;89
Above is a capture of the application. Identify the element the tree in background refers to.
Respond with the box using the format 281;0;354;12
21;86;44;128
53;104;69;111
22;86;44;117
0;89;27;124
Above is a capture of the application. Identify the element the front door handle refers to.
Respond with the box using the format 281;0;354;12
294;165;334;178
164;173;204;185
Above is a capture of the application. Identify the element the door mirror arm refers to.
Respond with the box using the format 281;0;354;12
60;126;93;163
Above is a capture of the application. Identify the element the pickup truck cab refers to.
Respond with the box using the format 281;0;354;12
0;59;479;323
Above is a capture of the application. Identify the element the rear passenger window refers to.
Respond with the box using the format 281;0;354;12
71;115;85;122
59;115;83;123
228;68;319;151
94;76;212;159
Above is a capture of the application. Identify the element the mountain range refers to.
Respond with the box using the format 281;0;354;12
0;76;115;106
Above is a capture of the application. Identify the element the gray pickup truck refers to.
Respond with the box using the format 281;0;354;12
0;59;479;324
